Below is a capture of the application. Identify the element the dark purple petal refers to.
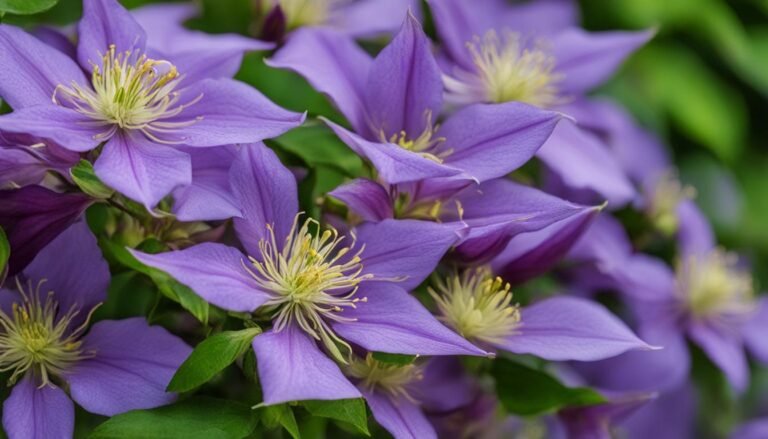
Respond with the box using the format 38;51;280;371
94;132;191;210
252;324;361;405
0;106;101;152
491;205;601;285
172;146;241;221
362;389;437;439
333;282;486;356
0;148;51;187
2;374;74;439
559;393;654;439
412;358;477;412
355;219;464;291
743;297;768;364
77;0;147;69
131;243;270;313
496;296;656;361
329;178;394;222
0;25;87;109
268;28;372;133
365;13;443;138
553;28;654;94
23;221;108;317
676;199;715;259
0;186;92;277
688;321;748;391
67;318;192;416
230;143;298;257
537;120;635;207
324;119;464;184
438;103;560;182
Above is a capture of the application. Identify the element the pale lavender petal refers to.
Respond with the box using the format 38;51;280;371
94;132;191;209
427;0;500;68
324;119;463;184
333;282;486;356
32;26;77;60
688;322;748;391
743;297;768;364
130;3;196;47
252;324;361;405
172;146;241;221
331;0;417;38
496;296;655;361
412;358;476;412
553;29;654;94
676;199;715;259
24;221;108;315
230;143;298;257
355;219;464;291
0;25;87;109
731;419;768;439
159;78;304;146
362;389;437;439
365;13;443;138
67;318;192;416
0;106;101;152
328;178;393;222
2;374;74;439
130;243;269;313
77;0;147;69
268;28;371;133
537;120;635;207
439;103;560;182
621;383;695;439
498;0;579;36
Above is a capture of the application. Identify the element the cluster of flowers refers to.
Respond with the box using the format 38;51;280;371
0;0;766;438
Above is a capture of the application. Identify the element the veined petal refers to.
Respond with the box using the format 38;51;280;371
2;374;74;439
77;0;147;69
329;178;394;222
362;389;437;439
172;146;241;221
0;106;101;152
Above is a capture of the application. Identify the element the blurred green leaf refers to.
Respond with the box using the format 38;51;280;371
371;352;417;365
272;123;364;176
260;404;301;439
302;399;369;436
94;271;156;320
168;327;262;393
89;397;258;439
492;358;605;416
71;160;115;200
0;0;58;15
0;226;9;282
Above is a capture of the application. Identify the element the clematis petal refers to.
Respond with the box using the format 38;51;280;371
230;143;299;257
172;146;241;221
552;28;654;95
268;28;372;133
621;383;695;439
328;178;394;222
676;199;715;259
252;324;361;405
0;106;101;152
362;389;437;439
495;296;656;361
77;0;147;69
743;297;768;364
131;243;270;313
324;119;463;184
332;0;416;38
333;283;487;356
2;374;74;439
94;132;192;210
0;25;87;109
24;221;108;316
438;102;560;182
354;219;464;291
688;322;749;392
67;318;192;416
365;13;443;138
731;419;768;439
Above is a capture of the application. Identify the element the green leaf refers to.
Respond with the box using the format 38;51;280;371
70;160;115;199
0;226;9;282
260;404;301;439
302;399;370;436
168;327;262;393
89;397;258;439
371;352;417;365
0;0;58;15
492;358;605;416
272;123;364;176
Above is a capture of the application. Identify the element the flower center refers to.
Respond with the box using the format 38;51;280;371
444;30;562;107
53;45;202;144
379;111;449;163
676;249;754;319
429;268;521;345
647;171;696;235
274;0;333;29
0;280;96;386
346;353;423;401
244;215;373;363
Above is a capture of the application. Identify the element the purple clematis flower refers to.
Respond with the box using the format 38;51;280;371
427;266;656;361
0;132;79;189
0;0;304;210
0;221;191;439
268;14;561;186
427;0;652;207
132;142;486;405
